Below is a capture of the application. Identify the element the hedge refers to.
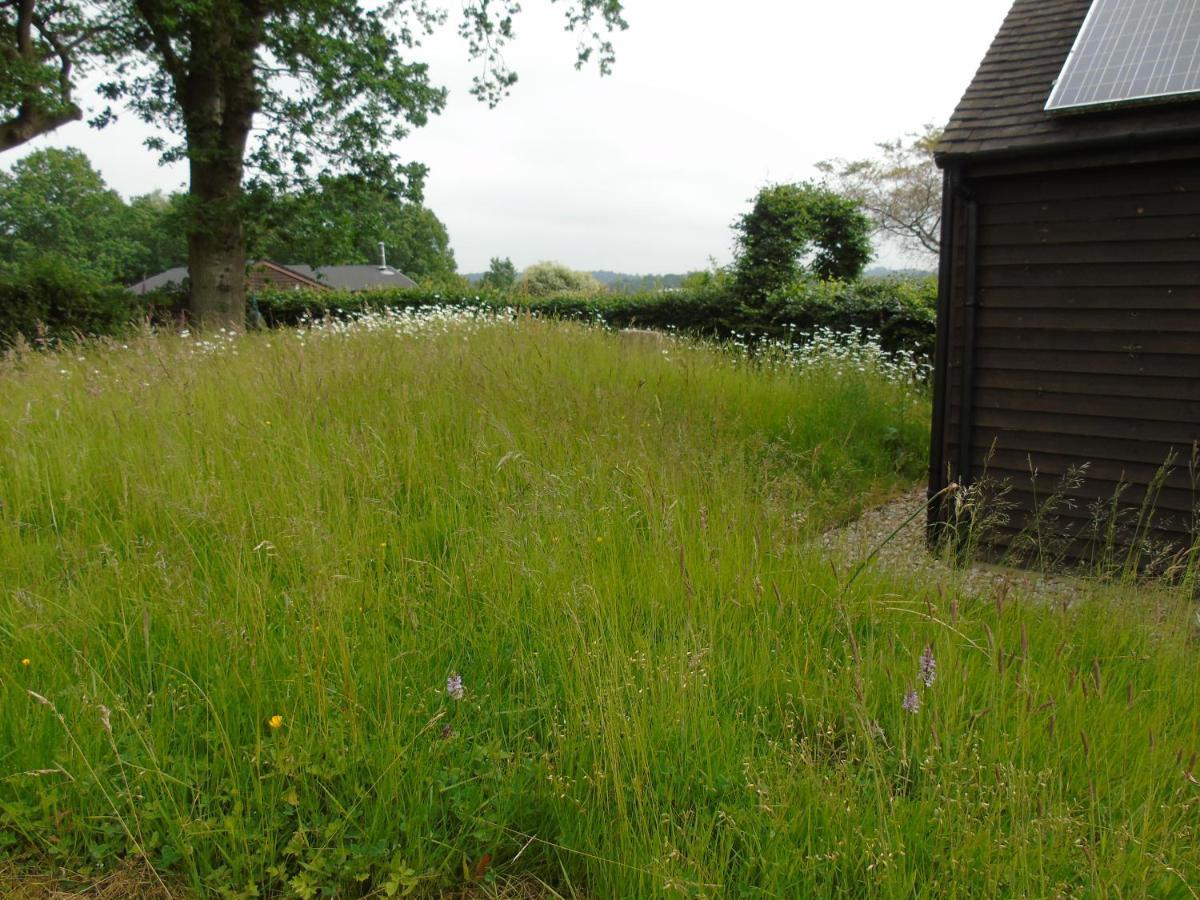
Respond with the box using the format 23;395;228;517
0;259;147;347
0;270;937;361
251;276;938;359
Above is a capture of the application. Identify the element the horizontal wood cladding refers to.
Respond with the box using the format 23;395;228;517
979;191;1200;225
980;489;1195;537
963;427;1193;469
933;155;1200;560
976;306;1200;333
967;446;1196;492
971;407;1195;445
973;326;1197;355
973;347;1200;378
964;387;1200;424
973;162;1200;203
972;368;1200;402
967;465;1196;516
980;240;1200;266
978;261;1200;288
978;285;1197;310
982;216;1200;246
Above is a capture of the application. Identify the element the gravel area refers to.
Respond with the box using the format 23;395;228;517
818;485;1089;605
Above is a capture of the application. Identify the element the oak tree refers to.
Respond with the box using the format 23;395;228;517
0;1;116;151
99;0;626;325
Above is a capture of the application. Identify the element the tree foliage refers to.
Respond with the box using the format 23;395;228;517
0;147;137;282
0;147;188;284
251;176;456;281
519;260;601;297
121;190;190;282
816;125;943;259
479;256;517;290
732;182;872;302
0;1;118;151
84;0;626;324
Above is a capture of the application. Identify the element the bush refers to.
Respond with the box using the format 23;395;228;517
0;257;147;347
519;261;602;297
252;275;938;361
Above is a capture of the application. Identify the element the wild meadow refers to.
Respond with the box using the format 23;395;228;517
0;312;1197;898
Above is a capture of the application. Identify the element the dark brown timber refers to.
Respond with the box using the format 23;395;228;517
929;0;1200;564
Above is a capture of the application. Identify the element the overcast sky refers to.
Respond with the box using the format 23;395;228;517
5;0;1013;274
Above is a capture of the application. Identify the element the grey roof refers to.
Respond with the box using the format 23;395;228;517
285;264;417;291
129;266;188;294
937;0;1200;160
127;262;417;294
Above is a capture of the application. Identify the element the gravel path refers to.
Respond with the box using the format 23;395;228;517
818;485;1089;605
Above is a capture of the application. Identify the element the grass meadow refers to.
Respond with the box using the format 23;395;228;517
0;312;1198;898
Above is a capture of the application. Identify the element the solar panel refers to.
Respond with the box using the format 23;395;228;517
1046;0;1200;112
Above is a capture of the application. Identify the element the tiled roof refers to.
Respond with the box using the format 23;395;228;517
937;0;1200;160
286;265;417;291
127;262;417;294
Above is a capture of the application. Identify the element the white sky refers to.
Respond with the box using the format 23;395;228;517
6;0;1013;273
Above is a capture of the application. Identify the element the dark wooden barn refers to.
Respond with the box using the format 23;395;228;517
929;0;1200;567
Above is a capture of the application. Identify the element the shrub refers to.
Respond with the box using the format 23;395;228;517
732;183;872;303
519;261;602;296
0;257;146;346
252;274;938;361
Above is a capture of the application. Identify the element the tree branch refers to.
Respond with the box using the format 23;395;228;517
0;100;82;152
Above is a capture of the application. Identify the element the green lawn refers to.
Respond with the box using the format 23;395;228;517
0;312;1197;898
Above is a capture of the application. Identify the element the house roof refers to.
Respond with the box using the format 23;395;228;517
129;266;188;294
127;261;418;294
285;264;417;291
937;0;1200;161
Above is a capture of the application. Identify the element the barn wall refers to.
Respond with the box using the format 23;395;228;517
932;152;1200;562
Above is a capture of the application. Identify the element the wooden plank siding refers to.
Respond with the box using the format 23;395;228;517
932;155;1200;564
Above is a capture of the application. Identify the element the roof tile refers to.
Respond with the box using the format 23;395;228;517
937;0;1200;159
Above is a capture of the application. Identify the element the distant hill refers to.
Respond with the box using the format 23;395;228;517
465;270;690;293
864;266;936;278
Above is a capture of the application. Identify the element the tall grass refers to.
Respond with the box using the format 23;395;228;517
0;312;1196;897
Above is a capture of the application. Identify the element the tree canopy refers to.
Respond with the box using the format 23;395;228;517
816;125;943;259
80;0;627;324
519;261;601;296
251;177;456;281
732;182;872;302
479;256;517;291
0;2;117;151
0;147;150;283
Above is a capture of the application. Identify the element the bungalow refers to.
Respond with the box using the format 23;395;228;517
128;260;417;294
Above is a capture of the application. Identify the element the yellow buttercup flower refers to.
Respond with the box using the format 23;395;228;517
20;658;30;667
268;714;283;730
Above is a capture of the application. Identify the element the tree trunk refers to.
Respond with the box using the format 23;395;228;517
177;4;262;330
187;156;246;328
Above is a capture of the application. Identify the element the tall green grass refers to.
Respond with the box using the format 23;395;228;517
0;313;1196;897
